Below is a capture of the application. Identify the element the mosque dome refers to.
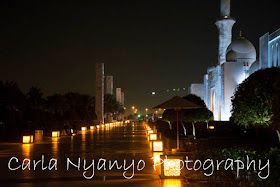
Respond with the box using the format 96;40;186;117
226;50;237;62
249;60;259;75
226;33;256;63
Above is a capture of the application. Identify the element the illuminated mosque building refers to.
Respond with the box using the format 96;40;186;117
190;0;280;121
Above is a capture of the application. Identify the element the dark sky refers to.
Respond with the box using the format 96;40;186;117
0;0;279;114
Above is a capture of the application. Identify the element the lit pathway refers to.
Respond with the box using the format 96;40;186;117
0;122;191;186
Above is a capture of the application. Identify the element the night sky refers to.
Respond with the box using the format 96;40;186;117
1;0;279;114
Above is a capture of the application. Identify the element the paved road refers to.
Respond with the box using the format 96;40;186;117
0;122;196;187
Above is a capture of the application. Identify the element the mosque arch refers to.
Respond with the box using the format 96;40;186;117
276;43;279;66
272;45;275;67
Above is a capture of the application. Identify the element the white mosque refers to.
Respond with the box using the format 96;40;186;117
190;0;280;121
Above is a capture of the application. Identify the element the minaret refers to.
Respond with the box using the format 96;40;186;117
215;0;235;65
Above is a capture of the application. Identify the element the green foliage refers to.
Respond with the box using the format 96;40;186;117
232;67;280;129
195;147;280;185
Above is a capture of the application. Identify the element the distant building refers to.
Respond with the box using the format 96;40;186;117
95;63;104;124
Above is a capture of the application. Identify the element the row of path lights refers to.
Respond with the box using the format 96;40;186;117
22;121;125;144
144;122;183;179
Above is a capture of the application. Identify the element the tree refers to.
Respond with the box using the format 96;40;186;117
162;94;213;139
104;94;125;117
182;94;213;139
25;86;45;130
231;67;280;142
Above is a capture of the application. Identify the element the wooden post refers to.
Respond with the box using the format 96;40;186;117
177;109;179;150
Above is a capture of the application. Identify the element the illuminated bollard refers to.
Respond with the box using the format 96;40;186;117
90;126;94;130
81;127;87;131
52;131;60;137
160;155;183;179
35;130;43;141
149;133;157;141
22;135;34;144
147;130;153;135
152;140;163;152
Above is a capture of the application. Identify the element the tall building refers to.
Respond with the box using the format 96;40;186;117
116;88;122;103
121;92;124;107
116;88;122;120
95;63;104;124
105;76;113;95
105;75;114;122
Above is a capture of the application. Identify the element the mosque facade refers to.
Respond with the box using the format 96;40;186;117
190;0;280;121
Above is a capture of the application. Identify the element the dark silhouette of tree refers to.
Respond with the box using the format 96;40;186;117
162;94;213;139
25;86;45;130
104;94;125;115
0;81;26;136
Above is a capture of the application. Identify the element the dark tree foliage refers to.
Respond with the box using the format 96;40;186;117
104;94;124;114
231;67;280;141
0;81;98;135
162;94;213;138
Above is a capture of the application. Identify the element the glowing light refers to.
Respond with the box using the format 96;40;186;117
163;179;182;187
160;155;183;178
22;135;33;144
71;129;74;133
81;127;87;131
149;133;157;141
148;130;153;134
90;126;94;130
209;126;215;130
153;141;163;152
52;131;60;137
163;159;181;177
96;125;100;129
101;124;105;128
153;152;163;164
